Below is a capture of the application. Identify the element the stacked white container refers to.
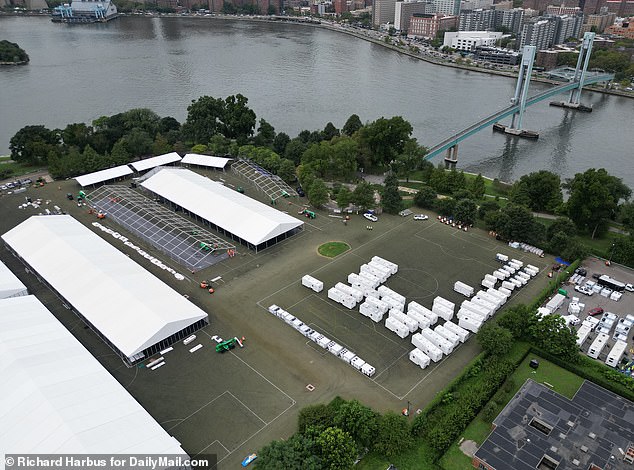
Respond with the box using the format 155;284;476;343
411;333;443;362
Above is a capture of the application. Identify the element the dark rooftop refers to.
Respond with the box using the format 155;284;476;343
474;379;634;470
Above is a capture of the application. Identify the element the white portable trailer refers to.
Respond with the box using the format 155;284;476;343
482;278;497;289
545;293;566;314
377;286;406;305
508;277;523;289
301;275;324;293
317;336;331;348
328;287;345;303
382;295;405;312
432;303;453;321
501;265;516;275
340;349;357;363
575;325;593;347
371;256;398;274
476;291;502;308
433;296;455;314
336;282;364;302
508;261;522;270
499;286;513;297
493;269;509;280
472;296;498;314
516;271;531;282
309;331;324;343
486;289;508;305
587;333;610;359
359;302;376;318
461;301;491;319
411;333;443;362
421;327;454;355
409;348;431;369
458;314;483;333
368;261;392;280
501;281;516;291
484;274;498;284
606;340;628;367
408;302;438;325
360;264;388;283
389;309;419;333
434;325;460;347
442;321;469;342
361;363;375;377
328;342;344;356
453;281;475;298
406;309;431;330
369;310;385;323
496;253;509;263
341;295;357;309
385;316;409;338
268;304;281;315
510;258;524;267
366;296;389;313
350;356;366;370
359;272;381;288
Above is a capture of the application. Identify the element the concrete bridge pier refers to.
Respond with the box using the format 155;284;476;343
444;145;458;169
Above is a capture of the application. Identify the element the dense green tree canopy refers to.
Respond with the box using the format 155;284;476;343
358;116;413;166
381;173;402;214
183;94;256;144
454;198;477;225
477;324;513;356
510;170;563;212
373;412;412;457
316;427;357;470
414;186;437;209
342;114;362;136
9;125;60;165
0;40;29;63
352;181;375;211
530;314;579;362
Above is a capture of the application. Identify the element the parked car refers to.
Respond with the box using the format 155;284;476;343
363;213;378;222
296;186;305;197
575;267;587;276
626;284;634;292
413;214;428;220
241;454;257;467
589;307;604;316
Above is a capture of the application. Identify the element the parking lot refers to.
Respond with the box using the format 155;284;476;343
553;257;634;365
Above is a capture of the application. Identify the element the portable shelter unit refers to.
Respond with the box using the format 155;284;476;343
406;309;431;330
1;215;208;365
411;333;443;362
501;265;516;275
0;260;28;299
508;261;522;270
302;274;324;293
453;281;474;298
317;336;331;349
516;271;531;282
328;342;345;356
361;363;375;377
475;290;502;308
461;301;491;319
365;296;389;313
501;281;516;291
0;295;189;458
493;269;509;280
421;327;454;355
510;258;524;268
389;309;418;333
606;340;628;367
351;356;366;371
487;288;509;302
75;165;133;188
472;296;498;314
140;168;303;252
442;321;469;342
382;295;405;312
495;253;509;262
358;272;381;289
130;152;182;173
432;303;453;321
545;293;566;314
377;286;406;305
587;333;610;359
576;324;593;347
181;153;230;170
360;264;388;283
433;296;455;314
409;348;431;369
458;314;483;333
371;256;398;274
482;278;497;289
498;286;513;297
484;274;498;284
368;261;392;280
434;325;460;348
408;301;438;325
385;316;409;338
340;349;357;364
268;304;281;315
335;282;364;302
510;276;527;287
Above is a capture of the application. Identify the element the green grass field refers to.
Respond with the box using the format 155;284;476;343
438;355;584;470
317;241;350;257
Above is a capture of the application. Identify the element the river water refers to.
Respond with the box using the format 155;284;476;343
1;16;631;185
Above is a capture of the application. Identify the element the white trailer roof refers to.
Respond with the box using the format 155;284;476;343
182;153;230;169
141;169;303;246
1;215;208;359
0;260;27;299
75;165;133;187
130;152;182;172
0;295;188;457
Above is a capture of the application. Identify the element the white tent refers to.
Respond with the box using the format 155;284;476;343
1;215;208;363
181;153;230;169
141;169;303;249
0;295;188;458
0;260;28;299
130;152;182;172
75;165;133;187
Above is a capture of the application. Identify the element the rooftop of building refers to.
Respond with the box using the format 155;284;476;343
475;379;634;470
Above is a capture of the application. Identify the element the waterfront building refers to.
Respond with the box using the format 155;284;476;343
551;13;584;42
473;45;521;63
433;0;461;16
334;0;349;13
395;0;435;31
52;0;117;23
459;8;498;30
443;30;502;49
373;0;398;25
408;13;459;37
520;18;557;48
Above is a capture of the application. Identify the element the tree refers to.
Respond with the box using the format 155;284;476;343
9;125;60;165
352;182;375;211
316;427;357;470
565;169;631;238
381;173;402;214
336;186;352;209
454;198;477;225
510;170;563;212
61;122;92;150
394;139;425;182
222;93;257;143
284;138;308;165
477;324;513;356
435;197;456;216
298;404;335;434
253;118;276;148
470;173;486;200
530;314;579;362
308;178;329;208
120;128;153;157
478;200;500;220
301;137;358;180
497;304;536;339
152;133;174;155
546;217;577;241
414;186;437;209
273;132;291;155
190;143;208;154
358;116;413;166
491;204;546;246
322;122;340;141
277;158;296;183
182;95;225;143
257;433;322;470
332;399;379;449
619;202;634;233
373;412;412;457
342;114;362;136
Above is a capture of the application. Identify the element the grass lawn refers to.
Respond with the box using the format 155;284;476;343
579;231;624;258
438;355;585;470
317;241;350;257
0;161;42;179
357;441;440;470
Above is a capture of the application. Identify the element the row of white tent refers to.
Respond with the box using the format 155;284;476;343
267;304;376;377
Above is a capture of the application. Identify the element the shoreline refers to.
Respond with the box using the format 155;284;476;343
3;11;630;98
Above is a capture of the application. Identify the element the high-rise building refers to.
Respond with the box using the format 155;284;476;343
408;13;459;36
460;0;493;11
459;8;498;29
433;0;461;16
395;0;435;31
551;13;584;42
585;11;616;32
520;18;557;48
605;0;634;14
499;8;525;33
373;0;398;25
334;0;349;13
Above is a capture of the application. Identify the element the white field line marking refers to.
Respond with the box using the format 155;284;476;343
225;390;268;425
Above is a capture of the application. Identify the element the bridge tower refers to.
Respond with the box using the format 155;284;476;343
507;45;538;136
550;32;596;112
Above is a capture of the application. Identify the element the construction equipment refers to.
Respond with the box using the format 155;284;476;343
298;209;316;219
215;338;237;353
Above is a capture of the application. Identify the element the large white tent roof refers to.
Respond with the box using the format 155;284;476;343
141;169;303;246
0;260;27;299
1;215;208;360
0;295;188;457
181;153;230;169
130;152;182;172
75;165;133;187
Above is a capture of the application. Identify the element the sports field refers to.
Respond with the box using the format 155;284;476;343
0;171;553;469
